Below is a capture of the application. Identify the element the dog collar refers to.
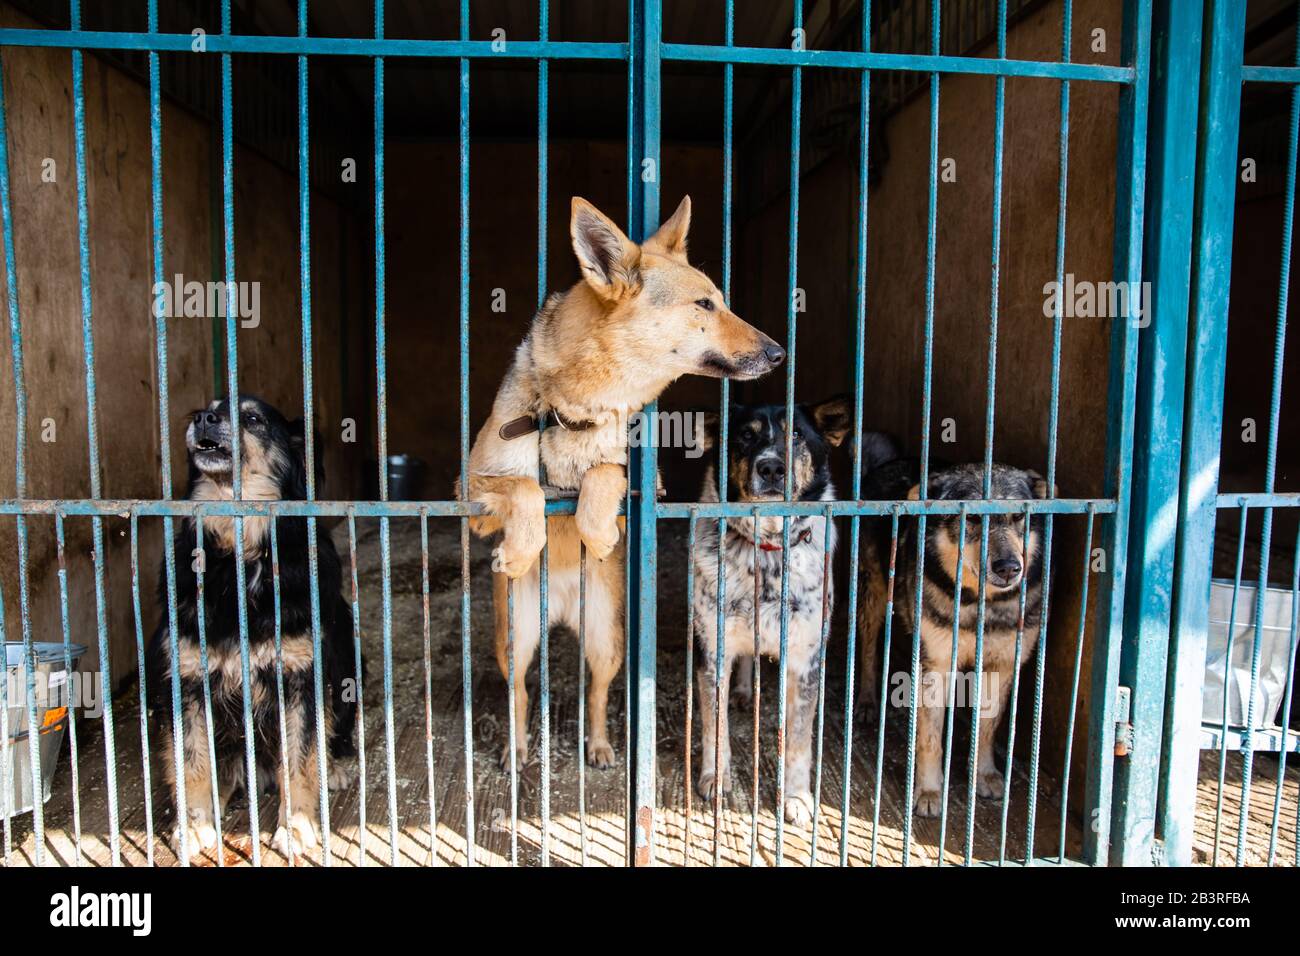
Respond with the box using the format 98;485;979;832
756;527;813;551
498;409;597;441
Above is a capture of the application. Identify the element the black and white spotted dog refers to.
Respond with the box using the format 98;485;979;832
689;397;852;826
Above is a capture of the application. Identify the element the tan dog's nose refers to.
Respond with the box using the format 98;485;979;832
763;342;786;366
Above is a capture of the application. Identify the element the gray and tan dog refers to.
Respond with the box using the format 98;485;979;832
857;460;1053;817
690;398;850;825
464;195;784;769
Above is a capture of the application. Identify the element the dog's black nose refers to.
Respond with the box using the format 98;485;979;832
764;344;786;366
991;557;1022;579
756;459;785;484
194;410;221;426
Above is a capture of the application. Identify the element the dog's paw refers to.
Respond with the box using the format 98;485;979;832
328;757;357;791
273;811;320;858
697;766;732;803
977;769;1005;801
784;792;815;828
499;738;530;773
491;543;537;579
913;788;943;818
586;738;616;769
174;820;218;856
576;515;620;562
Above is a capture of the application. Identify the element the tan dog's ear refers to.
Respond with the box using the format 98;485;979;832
643;195;691;260
806;394;852;447
571;197;641;300
906;483;922;501
1026;469;1056;499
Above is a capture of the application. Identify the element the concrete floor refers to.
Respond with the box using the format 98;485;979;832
1;518;1294;867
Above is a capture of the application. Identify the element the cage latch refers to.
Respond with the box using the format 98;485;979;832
1114;685;1134;757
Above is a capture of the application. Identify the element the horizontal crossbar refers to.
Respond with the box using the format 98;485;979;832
1242;65;1300;84
0;29;627;60
0;497;1116;519
1215;491;1300;509
659;498;1113;518
661;43;1135;83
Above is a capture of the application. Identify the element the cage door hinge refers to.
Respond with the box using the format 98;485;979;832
1114;685;1134;757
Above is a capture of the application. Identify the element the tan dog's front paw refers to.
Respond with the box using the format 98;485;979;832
576;463;626;561
586;737;616;769
784;792;815;827
575;512;620;561
492;541;539;578
913;788;943;818
697;765;732;803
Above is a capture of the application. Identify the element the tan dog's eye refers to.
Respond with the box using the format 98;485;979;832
695;298;715;312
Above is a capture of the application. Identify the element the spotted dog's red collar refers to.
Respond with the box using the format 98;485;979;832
756;527;813;552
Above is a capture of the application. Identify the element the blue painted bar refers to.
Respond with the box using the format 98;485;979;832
660;42;1131;82
840;0;871;869
70;0;120;866
372;0;400;869
457;0;476;867
1084;0;1153;868
1058;506;1097;862
345;511;368;866
1160;0;1246;868
937;505;968;861
296;0;333;866
1266;526;1300;865
1234;11;1299;868
191;514;226;864
902;0;941;866
216;0;262;865
128;513;155;865
1212;505;1249;864
0;42;43;864
1111;0;1203;868
628;0;662;867
1243;65;1300;83
869;510;899;866
537;0;552;869
269;513;295;863
0;29;627;60
53;513;83;864
997;504;1034;863
964;0;1012;866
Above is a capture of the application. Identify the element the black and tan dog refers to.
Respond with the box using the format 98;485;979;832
463;196;784;770
146;396;361;857
857;460;1052;817
689;398;850;825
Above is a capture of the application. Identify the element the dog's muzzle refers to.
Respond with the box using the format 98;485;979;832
189;410;232;472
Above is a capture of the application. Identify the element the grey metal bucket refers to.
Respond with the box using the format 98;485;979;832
1202;580;1297;729
2;641;87;818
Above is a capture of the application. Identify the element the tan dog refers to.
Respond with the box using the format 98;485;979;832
464;195;784;769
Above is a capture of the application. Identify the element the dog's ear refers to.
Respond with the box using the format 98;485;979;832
805;394;852;447
571;197;641;301
906;482;922;501
1026;469;1056;499
643;195;691;260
